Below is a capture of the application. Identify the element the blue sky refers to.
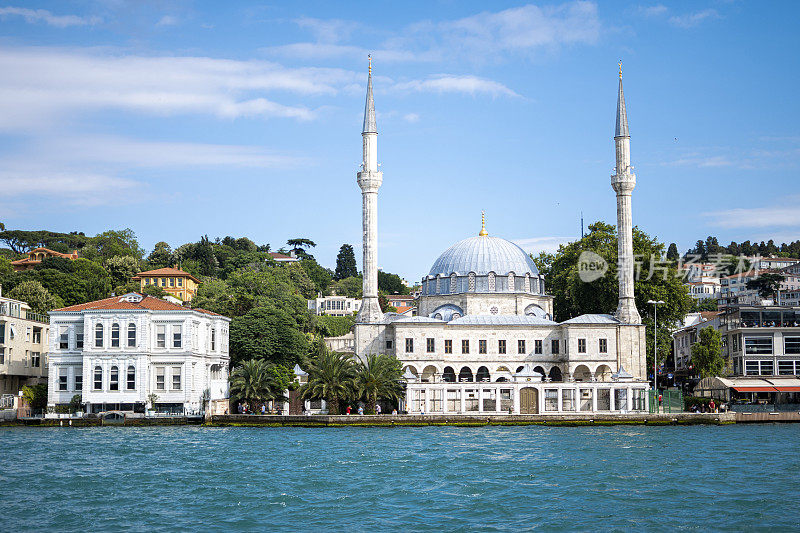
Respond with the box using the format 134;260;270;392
0;1;798;282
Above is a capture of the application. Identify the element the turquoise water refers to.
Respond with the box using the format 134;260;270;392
1;425;799;531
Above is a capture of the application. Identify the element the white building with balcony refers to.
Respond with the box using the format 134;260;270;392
47;293;230;415
308;295;361;316
0;292;49;398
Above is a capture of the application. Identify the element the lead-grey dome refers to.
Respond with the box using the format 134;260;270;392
428;235;539;277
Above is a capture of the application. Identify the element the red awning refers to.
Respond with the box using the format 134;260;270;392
774;386;800;392
733;386;778;392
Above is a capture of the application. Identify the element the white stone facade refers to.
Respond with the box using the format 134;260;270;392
47;293;230;414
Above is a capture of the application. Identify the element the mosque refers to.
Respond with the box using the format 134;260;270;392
353;60;650;415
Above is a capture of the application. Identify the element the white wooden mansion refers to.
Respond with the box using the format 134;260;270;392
351;63;650;415
47;293;230;415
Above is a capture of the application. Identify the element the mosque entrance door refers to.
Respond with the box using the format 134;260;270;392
520;387;539;414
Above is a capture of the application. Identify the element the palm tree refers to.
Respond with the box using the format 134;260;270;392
229;359;275;412
354;353;404;413
301;344;355;415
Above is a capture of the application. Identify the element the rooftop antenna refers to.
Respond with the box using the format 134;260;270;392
581;211;585;239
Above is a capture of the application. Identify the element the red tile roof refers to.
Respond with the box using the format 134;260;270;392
53;293;225;318
132;267;200;283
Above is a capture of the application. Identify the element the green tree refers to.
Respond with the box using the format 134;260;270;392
353;353;403;413
332;276;362;298
287;238;316;260
141;284;168;298
301;341;355;415
104;255;141;287
746;273;784;299
229;307;310;366
666;243;679;262
229;359;276;411
315;315;355;337
8;280;63;313
691;298;719;312
299;259;333;295
82;229;144;261
544;221;692;371
21;383;48;410
691;327;725;378
378;270;409;295
334;244;358;280
147;241;174;269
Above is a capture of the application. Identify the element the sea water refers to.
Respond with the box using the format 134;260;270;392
1;424;798;531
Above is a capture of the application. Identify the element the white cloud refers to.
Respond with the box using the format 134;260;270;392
0;47;370;130
0;169;139;206
156;15;178;27
393;75;518;97
0;6;101;27
513;236;573;254
403;113;420;123
638;4;668;17
38;136;305;169
265;1;600;63
668;154;733;168
294;16;358;43
668;9;718;28
703;206;800;229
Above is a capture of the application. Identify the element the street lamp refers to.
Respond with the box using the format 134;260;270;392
647;299;665;393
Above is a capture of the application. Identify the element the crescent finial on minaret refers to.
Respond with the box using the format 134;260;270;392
618;60;622;79
368;54;372;75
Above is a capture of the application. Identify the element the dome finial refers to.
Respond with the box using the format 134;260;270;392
618;60;622;79
479;210;488;236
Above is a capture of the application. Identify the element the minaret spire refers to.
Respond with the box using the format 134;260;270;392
478;211;488;236
363;55;377;134
611;62;641;324
356;56;384;325
615;61;629;138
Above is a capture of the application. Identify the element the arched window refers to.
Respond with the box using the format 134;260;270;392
127;323;136;347
111;323;120;348
94;323;104;348
468;272;476;292
110;366;119;390
127;365;136;390
93;366;102;390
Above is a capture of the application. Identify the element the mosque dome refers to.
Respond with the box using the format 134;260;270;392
428;235;539;278
421;214;544;298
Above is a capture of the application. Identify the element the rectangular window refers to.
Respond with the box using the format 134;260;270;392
0;348;4;365
444;340;452;354
211;328;216;351
461;339;469;354
544;389;559;411
745;360;759;376
580;389;593;411
94;367;102;390
599;338;608;353
498;340;506;354
75;374;82;391
171;368;181;390
578;339;587;353
127;367;136;390
58;369;68;391
95;326;103;348
161;278;167;287
156;367;165;390
128;325;136;347
169;278;175;287
778;360;795;375
111;326;120;348
178;278;183;287
479;340;487;354
551;339;559;354
172;325;182;349
156;325;166;348
426;338;435;353
59;327;69;349
597;388;611;410
447;389;461;412
405;338;414;353
745;337;772;355
31;352;40;367
535;340;543;354
785;337;800;355
614;389;628;411
518;340;526;354
385;340;393;350
429;389;443;412
561;389;575;411
76;332;84;349
760;360;774;376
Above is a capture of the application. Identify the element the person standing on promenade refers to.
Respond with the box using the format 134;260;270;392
346;405;352;415
358;405;364;415
709;399;716;413
376;404;381;415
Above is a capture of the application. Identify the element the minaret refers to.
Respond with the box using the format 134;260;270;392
356;56;384;323
612;63;641;324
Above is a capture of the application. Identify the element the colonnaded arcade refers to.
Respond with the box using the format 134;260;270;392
353;61;650;415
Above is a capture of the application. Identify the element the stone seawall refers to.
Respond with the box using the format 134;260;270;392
736;411;800;423
210;413;736;427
